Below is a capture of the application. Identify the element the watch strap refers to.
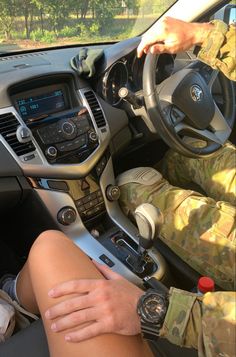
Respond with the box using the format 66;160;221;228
141;322;162;340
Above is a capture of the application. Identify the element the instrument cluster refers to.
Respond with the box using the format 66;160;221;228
100;53;175;106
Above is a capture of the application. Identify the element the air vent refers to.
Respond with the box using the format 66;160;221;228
0;112;35;156
0;52;47;62
84;91;106;128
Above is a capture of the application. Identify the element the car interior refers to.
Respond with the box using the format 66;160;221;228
0;0;235;356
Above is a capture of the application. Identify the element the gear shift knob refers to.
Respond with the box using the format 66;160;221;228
134;203;164;250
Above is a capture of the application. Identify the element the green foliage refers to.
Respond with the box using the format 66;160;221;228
89;21;101;35
91;0;121;31
59;26;78;38
31;29;56;43
41;31;56;43
31;29;44;41
0;0;177;46
75;23;88;37
59;23;89;38
11;30;27;40
0;0;16;39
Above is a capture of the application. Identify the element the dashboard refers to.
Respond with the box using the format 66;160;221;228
0;37;175;181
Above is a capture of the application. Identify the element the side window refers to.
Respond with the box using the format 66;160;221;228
213;4;236;24
226;6;236;24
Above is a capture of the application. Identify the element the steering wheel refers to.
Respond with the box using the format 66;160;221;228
142;53;235;157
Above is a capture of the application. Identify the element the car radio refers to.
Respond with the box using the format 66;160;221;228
30;107;99;164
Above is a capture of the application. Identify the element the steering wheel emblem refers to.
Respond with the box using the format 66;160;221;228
190;85;203;102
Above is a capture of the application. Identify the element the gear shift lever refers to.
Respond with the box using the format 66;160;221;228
125;203;163;275
134;203;164;251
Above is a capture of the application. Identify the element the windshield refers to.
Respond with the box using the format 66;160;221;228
0;0;176;53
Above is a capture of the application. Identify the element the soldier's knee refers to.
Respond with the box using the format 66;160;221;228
117;167;163;187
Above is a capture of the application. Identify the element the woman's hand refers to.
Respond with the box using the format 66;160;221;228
45;261;144;342
137;16;213;57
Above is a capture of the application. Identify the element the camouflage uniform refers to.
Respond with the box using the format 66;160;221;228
198;20;236;81
118;141;236;290
161;289;236;357
118;20;236;355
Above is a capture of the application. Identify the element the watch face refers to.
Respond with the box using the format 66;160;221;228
141;293;167;324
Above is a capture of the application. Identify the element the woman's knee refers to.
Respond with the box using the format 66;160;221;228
28;230;71;264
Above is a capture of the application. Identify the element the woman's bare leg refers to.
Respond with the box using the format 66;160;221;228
16;230;153;357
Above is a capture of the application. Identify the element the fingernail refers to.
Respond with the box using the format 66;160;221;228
48;289;54;297
51;323;57;331
65;335;71;341
45;310;50;319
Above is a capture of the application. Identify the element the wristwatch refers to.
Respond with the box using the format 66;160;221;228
137;289;169;340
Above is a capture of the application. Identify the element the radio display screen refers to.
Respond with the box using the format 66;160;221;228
16;88;66;119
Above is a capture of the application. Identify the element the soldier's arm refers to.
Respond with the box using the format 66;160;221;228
160;288;236;357
137;18;235;81
197;20;236;81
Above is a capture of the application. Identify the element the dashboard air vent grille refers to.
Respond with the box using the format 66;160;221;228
84;91;106;128
0;52;47;62
0;112;35;156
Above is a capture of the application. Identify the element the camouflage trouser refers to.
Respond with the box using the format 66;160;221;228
118;142;236;290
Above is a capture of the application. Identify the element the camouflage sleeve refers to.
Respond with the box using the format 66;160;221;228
160;288;236;357
198;20;236;81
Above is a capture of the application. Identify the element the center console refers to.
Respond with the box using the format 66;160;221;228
30;154;166;286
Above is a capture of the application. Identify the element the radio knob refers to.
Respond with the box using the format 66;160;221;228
57;207;77;226
61;121;75;136
89;131;98;142
46;146;57;158
106;185;120;201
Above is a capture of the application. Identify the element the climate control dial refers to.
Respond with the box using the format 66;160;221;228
57;206;77;226
46;146;57;158
89;131;98;143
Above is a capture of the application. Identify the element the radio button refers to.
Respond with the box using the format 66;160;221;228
73;118;90;133
74;135;86;147
98;196;103;203
85;201;94;210
75;198;84;207
73;118;89;127
78;127;89;135
90;192;97;200
56;135;87;152
77;205;85;214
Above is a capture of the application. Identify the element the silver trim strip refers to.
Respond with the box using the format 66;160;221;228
0;88;110;178
100;157;166;281
35;188;143;286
